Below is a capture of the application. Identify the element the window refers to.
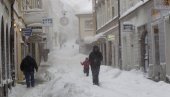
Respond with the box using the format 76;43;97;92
84;20;93;31
112;6;115;18
111;0;115;18
107;0;111;19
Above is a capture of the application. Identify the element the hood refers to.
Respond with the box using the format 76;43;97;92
93;45;99;52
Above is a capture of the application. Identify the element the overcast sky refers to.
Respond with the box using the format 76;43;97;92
62;0;92;13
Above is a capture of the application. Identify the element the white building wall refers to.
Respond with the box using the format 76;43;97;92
121;3;149;70
0;0;12;85
165;18;170;76
79;15;94;38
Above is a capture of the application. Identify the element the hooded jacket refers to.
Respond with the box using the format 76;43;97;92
20;55;38;72
89;46;103;68
81;58;90;69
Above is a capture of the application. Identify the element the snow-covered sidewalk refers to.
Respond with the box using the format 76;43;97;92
9;41;170;97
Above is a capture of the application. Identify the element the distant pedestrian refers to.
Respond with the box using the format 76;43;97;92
20;54;38;88
81;57;90;76
89;45;103;86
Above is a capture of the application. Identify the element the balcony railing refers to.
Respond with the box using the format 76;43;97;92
21;0;43;12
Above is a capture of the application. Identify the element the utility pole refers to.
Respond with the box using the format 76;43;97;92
118;0;122;70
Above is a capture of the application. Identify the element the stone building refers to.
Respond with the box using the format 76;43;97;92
0;0;15;97
92;0;119;67
76;12;95;54
93;0;170;81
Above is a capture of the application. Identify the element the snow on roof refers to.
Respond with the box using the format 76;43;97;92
120;0;149;19
27;23;42;27
83;33;104;44
23;8;44;13
83;24;118;44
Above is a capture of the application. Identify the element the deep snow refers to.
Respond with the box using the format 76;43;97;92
9;40;170;97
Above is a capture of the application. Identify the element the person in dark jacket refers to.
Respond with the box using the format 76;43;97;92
89;45;103;85
81;57;90;76
20;55;38;88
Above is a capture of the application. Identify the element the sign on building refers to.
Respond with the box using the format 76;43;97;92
22;28;32;36
42;18;53;27
123;24;135;32
107;35;115;41
154;0;170;9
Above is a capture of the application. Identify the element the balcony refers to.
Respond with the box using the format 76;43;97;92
22;0;46;25
23;11;46;25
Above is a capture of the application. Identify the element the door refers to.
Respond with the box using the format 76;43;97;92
108;41;112;66
140;31;149;73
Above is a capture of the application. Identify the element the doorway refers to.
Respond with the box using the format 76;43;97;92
153;25;160;66
108;41;112;66
140;31;149;73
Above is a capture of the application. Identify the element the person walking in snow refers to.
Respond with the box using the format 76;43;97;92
89;45;103;85
81;57;90;76
20;54;38;88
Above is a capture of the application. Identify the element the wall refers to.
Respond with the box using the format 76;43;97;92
120;2;149;70
96;0;118;30
165;18;170;76
79;14;94;38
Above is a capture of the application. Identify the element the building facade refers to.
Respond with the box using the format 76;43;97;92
76;12;95;54
93;0;170;81
13;0;26;82
93;0;119;67
1;0;50;96
119;0;170;81
0;0;15;97
21;0;48;65
120;0;150;71
148;0;170;80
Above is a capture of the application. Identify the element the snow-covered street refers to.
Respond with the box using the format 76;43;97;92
9;40;170;97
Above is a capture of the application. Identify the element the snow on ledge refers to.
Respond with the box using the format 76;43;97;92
23;8;44;12
27;23;42;27
84;24;118;44
83;33;104;44
120;0;149;19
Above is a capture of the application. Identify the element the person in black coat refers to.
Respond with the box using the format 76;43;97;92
20;55;38;88
89;45;103;85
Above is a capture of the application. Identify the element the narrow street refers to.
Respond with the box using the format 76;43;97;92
9;41;170;97
1;0;170;97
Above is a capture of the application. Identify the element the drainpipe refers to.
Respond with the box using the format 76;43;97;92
11;0;15;37
94;0;98;33
118;0;122;70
